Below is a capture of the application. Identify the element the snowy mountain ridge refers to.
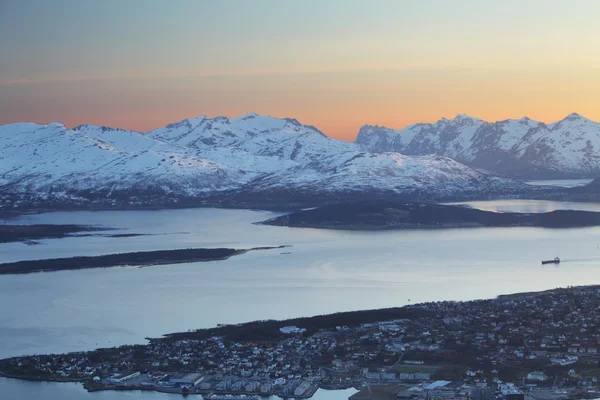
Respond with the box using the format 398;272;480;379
0;113;527;210
355;113;600;179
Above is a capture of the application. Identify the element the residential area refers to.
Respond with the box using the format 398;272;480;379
2;285;600;400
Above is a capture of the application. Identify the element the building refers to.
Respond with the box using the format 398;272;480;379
109;371;140;383
294;381;312;396
471;386;493;400
424;381;452;391
499;383;524;400
280;326;306;334
527;371;548;382
333;359;355;370
261;382;273;393
245;381;258;392
169;372;204;387
551;355;578;366
274;377;286;386
416;344;440;351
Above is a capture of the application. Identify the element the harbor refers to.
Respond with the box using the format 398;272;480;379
82;372;319;398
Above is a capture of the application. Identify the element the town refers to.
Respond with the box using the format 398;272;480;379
2;285;600;400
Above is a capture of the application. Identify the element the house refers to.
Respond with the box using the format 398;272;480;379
568;344;581;353
526;371;548;382
280;326;306;334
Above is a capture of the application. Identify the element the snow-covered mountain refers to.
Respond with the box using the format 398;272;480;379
0;122;241;197
355;113;600;179
0;113;526;210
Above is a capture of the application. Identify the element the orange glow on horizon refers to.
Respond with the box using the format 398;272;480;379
1;66;600;141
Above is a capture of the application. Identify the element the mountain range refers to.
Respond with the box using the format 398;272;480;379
355;113;600;179
0;113;527;211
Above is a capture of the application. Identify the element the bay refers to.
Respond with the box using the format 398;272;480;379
2;197;600;398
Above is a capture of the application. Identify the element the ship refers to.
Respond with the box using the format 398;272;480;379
541;257;560;265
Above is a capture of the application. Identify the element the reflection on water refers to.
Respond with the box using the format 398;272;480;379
525;179;592;188
450;199;600;213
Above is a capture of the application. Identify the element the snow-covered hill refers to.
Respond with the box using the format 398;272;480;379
0;114;527;210
355;113;600;179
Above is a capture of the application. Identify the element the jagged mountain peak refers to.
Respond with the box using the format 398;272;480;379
560;112;592;123
448;114;484;126
548;113;595;131
239;112;260;119
162;115;208;131
359;124;386;130
454;113;480;120
147;113;331;154
355;112;600;179
73;124;141;134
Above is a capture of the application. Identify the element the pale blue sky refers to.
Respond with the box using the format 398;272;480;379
1;0;599;138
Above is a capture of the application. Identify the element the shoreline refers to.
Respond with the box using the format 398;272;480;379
259;203;600;231
0;370;83;383
0;371;323;398
2;373;598;400
0;223;110;244
3;285;600;398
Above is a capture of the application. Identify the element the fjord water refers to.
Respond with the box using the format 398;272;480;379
525;178;592;188
2;199;600;398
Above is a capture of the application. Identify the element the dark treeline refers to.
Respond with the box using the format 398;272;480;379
0;248;245;275
160;307;432;344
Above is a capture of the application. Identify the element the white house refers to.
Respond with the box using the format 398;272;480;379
527;371;548;382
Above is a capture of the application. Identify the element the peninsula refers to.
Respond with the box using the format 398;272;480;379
0;246;287;275
0;224;108;244
260;202;600;230
2;285;600;400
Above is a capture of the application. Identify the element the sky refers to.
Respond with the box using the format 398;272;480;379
1;0;600;140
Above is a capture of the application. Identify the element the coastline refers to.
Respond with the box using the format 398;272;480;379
259;203;600;231
3;285;600;399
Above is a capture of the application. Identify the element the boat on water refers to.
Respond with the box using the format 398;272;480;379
541;257;560;265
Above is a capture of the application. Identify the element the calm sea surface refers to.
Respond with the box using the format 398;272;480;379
525;179;592;188
2;195;600;398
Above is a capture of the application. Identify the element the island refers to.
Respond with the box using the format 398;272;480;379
259;202;600;230
0;224;108;244
0;246;287;275
2;285;600;400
